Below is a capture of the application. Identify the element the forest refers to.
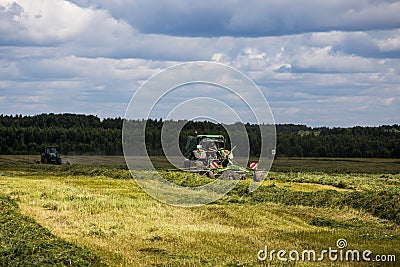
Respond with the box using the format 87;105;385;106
0;113;399;158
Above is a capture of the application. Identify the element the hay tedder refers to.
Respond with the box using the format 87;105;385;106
183;134;262;181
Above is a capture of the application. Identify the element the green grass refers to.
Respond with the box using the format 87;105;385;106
271;157;400;174
0;156;399;266
0;194;104;266
2;155;400;174
220;181;400;224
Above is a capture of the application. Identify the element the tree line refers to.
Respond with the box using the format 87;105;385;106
0;113;399;158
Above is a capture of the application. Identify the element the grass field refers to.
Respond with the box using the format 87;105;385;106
0;155;399;266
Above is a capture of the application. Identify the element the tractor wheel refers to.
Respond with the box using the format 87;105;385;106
43;158;48;164
195;160;205;170
221;170;235;180
183;159;191;168
57;158;62;165
221;158;229;167
207;170;215;178
253;171;262;182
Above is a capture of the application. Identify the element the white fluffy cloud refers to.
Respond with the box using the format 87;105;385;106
0;0;133;45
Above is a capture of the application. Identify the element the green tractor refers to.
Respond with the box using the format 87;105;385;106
41;146;62;165
183;134;261;180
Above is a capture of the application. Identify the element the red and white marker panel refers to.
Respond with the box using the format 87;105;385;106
210;161;219;169
249;162;258;170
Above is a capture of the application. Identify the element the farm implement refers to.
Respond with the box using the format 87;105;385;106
182;134;262;181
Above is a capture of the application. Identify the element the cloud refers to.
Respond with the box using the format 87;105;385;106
378;34;400;53
0;0;133;45
68;0;400;37
383;97;395;106
0;0;399;126
291;46;377;73
310;30;400;58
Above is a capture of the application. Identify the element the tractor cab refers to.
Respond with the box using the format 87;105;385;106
197;138;221;161
185;134;226;160
185;134;233;167
198;136;225;150
45;147;57;154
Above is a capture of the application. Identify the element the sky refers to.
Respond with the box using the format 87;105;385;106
0;0;399;127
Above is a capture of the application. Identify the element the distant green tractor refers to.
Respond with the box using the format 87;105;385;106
41;146;62;165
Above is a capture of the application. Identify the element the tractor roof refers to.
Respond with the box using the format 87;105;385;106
197;134;225;140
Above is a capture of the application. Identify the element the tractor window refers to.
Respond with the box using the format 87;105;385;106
216;141;225;149
47;147;57;153
199;139;211;150
199;139;223;151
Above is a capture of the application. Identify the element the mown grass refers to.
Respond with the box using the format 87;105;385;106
1;177;399;266
220;181;400;224
1;155;400;174
0;194;104;266
2;162;398;223
271;157;400;174
0;156;399;266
